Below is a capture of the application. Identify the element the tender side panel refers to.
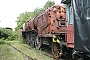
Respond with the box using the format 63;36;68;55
67;24;74;48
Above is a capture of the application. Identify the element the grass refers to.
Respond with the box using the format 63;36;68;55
0;39;53;60
0;44;24;60
0;39;5;44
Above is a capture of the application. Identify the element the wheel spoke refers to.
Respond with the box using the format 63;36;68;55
30;35;35;47
35;35;41;49
52;43;62;58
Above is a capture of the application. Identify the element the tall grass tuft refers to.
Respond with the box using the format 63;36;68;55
0;39;4;44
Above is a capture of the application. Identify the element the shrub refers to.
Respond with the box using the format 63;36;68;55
0;27;12;39
0;39;4;44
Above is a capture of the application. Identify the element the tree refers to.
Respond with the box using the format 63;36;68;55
15;12;34;30
34;7;44;17
34;0;55;16
43;0;55;9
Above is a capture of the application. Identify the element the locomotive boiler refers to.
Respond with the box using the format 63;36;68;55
22;4;74;58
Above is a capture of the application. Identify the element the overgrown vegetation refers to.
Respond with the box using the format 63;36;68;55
0;27;19;41
5;40;53;60
0;39;4;44
0;39;53;60
7;31;18;41
0;27;12;39
0;42;24;60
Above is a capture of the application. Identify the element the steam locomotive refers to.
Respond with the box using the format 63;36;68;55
22;0;90;59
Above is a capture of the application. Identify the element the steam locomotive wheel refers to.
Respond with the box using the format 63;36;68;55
35;35;41;49
30;35;35;47
52;42;62;58
26;34;30;45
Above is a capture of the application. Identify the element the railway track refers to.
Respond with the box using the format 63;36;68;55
22;44;69;60
23;45;54;58
7;43;73;60
7;43;37;60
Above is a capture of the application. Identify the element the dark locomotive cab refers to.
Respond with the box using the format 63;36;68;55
62;0;90;60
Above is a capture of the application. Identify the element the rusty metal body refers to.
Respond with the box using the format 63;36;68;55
25;21;29;31
25;4;67;36
28;18;34;31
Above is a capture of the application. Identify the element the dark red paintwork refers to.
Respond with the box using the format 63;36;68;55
67;24;74;48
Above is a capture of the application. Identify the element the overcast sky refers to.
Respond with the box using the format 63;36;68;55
0;0;62;29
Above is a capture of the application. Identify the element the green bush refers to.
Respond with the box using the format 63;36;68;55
7;31;18;41
0;28;12;39
0;28;23;41
0;28;19;41
0;39;4;44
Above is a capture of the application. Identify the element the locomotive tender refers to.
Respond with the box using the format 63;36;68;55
22;4;74;58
